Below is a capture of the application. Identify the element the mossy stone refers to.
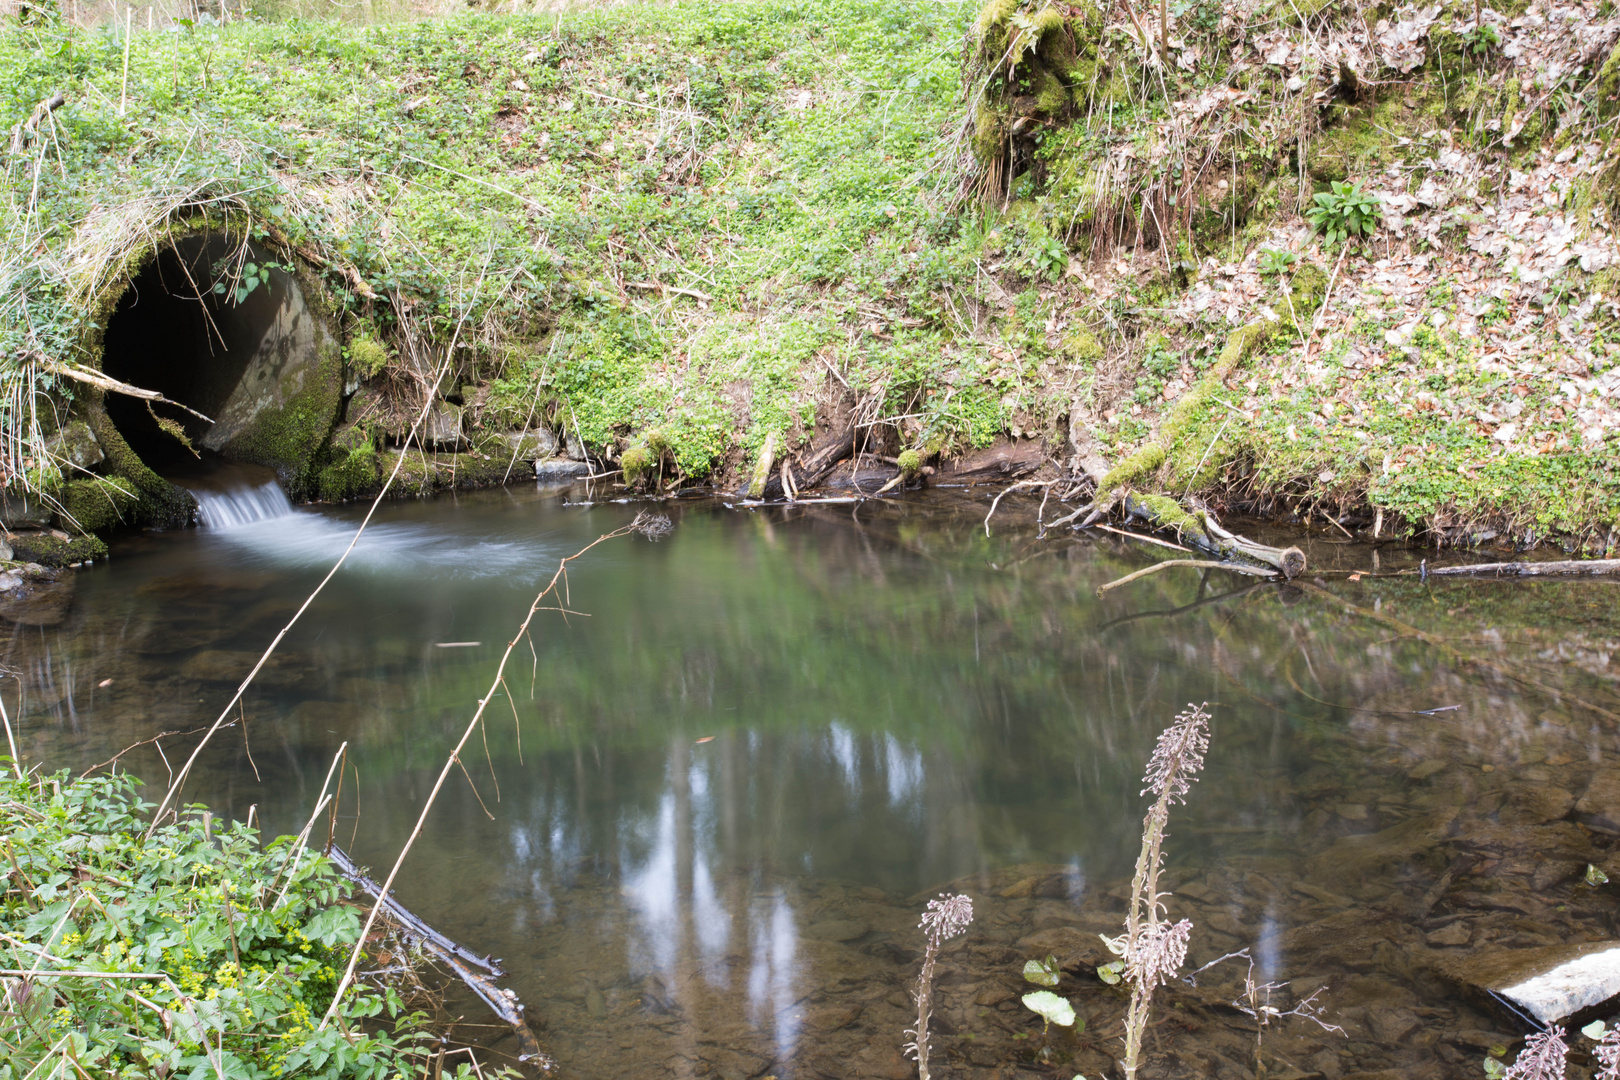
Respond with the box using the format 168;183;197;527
11;532;108;567
621;445;655;485
317;445;381;502
61;477;142;533
1286;262;1329;334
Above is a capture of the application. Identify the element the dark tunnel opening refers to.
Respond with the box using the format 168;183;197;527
101;234;294;475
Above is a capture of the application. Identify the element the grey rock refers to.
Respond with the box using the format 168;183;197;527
803;919;866;942
535;458;592;483
501;428;560;461
1307;808;1459;886
422;402;465;449
1502;784;1576;826
0;491;53;530
1576;771;1620;833
1367;1007;1421;1045
565;431;588;461
46;421;104;471
1425;920;1472;947
1408;760;1448;781
180;650;305;689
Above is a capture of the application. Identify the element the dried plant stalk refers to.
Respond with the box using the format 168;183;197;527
1108;702;1210;1080
903;892;974;1080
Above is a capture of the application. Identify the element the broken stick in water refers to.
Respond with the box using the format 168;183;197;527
325;845;551;1069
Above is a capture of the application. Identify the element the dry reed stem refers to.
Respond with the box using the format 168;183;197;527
319;515;653;1030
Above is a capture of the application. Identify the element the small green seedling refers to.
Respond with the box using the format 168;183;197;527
1097;960;1125;986
1307;182;1381;246
1584;1020;1609;1040
1029;235;1068;280
1023;956;1062;988
1258;248;1298;276
1022;990;1077;1033
1585;863;1609;887
1483;1058;1506;1079
1461;21;1502;55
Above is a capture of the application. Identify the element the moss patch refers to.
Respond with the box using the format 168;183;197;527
11;532;108;566
61;477;142;533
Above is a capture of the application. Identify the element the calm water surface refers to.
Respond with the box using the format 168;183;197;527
8;484;1620;1079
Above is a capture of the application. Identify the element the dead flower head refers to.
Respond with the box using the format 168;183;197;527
1128;918;1192;990
919;892;974;947
630;511;674;541
1143;702;1211;804
1504;1026;1567;1080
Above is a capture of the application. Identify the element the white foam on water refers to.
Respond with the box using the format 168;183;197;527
191;477;295;529
186;476;553;579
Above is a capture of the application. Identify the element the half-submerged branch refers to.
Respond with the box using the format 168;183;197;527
1123;494;1305;578
326;846;547;1065
1401;558;1620;578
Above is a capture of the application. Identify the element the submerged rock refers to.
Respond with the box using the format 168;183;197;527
1576;770;1620;833
1307;808;1458;886
1442;941;1620;1025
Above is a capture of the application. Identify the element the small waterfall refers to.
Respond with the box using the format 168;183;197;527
189;476;295;529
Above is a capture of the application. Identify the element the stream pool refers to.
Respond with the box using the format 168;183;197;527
7;483;1620;1080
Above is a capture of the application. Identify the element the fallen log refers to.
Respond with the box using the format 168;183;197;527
1400;558;1620;579
746;430;778;499
327;846;549;1067
759;423;856;500
1124;493;1305;578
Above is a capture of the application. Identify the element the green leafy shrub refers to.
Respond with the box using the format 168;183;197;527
1307;182;1381;246
0;770;499;1080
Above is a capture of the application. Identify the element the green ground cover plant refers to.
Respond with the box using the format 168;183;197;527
0;769;492;1079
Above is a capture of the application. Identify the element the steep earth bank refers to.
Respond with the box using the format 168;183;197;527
1;0;1618;559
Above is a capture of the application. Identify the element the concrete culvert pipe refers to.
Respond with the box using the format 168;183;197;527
92;232;344;513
